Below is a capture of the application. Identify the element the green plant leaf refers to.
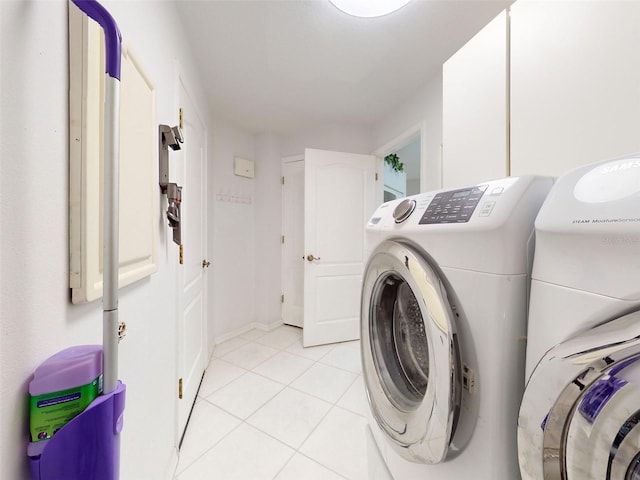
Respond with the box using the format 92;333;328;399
384;153;404;173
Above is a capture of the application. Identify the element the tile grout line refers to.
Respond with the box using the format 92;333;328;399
174;417;246;478
177;328;365;479
206;336;364;418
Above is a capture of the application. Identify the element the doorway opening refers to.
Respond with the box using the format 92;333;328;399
373;122;427;202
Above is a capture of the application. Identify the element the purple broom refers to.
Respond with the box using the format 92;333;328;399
28;1;126;478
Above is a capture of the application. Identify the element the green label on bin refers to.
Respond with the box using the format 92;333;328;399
29;376;102;442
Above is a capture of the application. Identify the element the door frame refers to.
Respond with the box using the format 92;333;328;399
372;121;430;203
281;154;304;328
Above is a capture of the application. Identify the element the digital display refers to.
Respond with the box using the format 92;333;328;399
452;190;471;199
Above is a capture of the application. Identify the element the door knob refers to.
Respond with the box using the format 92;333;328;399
202;260;211;268
306;254;321;262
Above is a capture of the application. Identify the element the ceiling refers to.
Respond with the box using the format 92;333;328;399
177;0;511;135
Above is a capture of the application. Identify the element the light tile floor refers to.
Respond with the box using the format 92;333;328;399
174;325;369;480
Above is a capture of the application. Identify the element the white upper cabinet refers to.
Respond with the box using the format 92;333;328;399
510;1;640;177
442;10;509;188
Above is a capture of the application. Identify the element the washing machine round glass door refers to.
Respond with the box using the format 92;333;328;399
361;239;462;464
518;310;640;480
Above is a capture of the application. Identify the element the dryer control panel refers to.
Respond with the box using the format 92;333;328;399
419;185;488;224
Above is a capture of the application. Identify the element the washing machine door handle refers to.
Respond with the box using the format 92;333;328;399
518;310;640;480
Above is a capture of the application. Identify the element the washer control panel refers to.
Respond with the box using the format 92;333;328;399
419;185;488;224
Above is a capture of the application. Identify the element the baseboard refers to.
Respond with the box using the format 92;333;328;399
212;324;255;345
259;319;285;332
211;319;285;346
166;445;179;480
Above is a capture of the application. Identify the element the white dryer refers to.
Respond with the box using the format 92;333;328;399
518;154;640;480
361;175;553;479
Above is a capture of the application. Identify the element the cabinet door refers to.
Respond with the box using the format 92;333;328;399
442;10;509;188
69;5;158;303
510;1;640;177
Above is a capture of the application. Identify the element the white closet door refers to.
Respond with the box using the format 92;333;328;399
442;10;509;188
510;1;640;177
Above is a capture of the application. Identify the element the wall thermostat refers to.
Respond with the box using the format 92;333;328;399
234;157;255;178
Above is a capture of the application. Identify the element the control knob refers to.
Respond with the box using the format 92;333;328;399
393;199;416;223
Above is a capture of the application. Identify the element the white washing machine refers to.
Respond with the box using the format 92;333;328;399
361;175;553;479
518;154;640;479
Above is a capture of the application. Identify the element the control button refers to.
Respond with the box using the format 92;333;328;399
490;187;504;196
478;201;496;217
393;199;417;223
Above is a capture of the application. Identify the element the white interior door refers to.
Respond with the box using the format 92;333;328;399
282;158;304;328
176;75;207;441
303;148;377;347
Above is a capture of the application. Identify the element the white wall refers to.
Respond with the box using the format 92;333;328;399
253;133;284;331
372;74;443;192
281;122;373;157
0;1;211;478
208;118;257;342
395;139;421;195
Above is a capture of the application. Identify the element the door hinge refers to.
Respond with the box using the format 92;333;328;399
281;176;285;185
281;294;284;303
179;244;184;265
178;378;183;399
281;235;285;244
179;108;184;129
375;172;379;181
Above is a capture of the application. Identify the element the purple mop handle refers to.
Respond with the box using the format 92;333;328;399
71;0;122;80
71;0;123;394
